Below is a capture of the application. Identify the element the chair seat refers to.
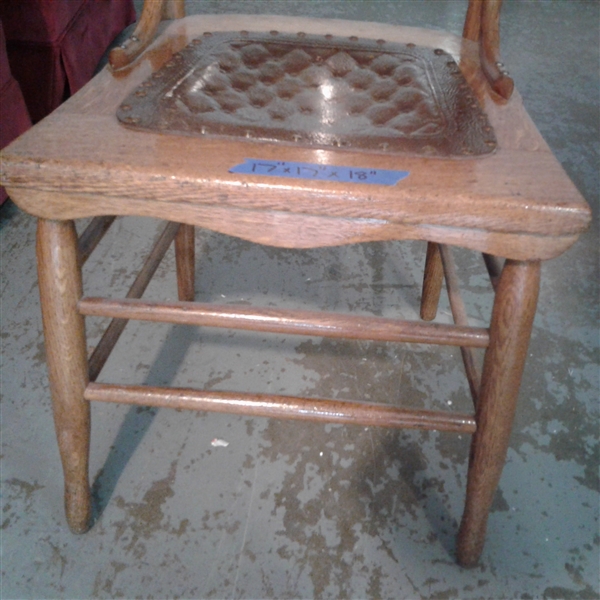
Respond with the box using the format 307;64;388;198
0;14;590;260
117;30;497;158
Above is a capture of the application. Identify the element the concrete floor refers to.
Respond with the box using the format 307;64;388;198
1;1;598;598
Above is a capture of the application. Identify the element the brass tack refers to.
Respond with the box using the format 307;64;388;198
376;39;385;45
434;48;445;55
349;36;359;42
121;104;131;111
192;38;202;45
270;30;279;36
203;31;213;37
135;90;147;97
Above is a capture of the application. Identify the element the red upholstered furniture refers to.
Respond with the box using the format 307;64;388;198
0;0;135;123
0;21;31;205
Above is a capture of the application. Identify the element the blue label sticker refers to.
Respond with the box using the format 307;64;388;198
229;159;409;186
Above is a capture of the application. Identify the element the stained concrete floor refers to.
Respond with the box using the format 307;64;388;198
1;1;599;598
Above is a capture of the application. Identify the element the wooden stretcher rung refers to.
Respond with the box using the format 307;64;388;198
78;216;116;265
439;245;482;407
79;297;490;348
84;382;477;434
88;221;180;381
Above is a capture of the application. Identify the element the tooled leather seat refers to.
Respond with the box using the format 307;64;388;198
117;31;496;158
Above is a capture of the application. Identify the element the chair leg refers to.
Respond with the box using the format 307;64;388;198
420;242;444;321
174;224;195;301
37;219;91;533
482;252;503;291
457;259;540;566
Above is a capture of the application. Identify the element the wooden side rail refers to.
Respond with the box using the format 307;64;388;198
420;242;444;321
88;221;180;381
79;297;490;349
85;382;477;433
174;224;195;302
439;245;482;407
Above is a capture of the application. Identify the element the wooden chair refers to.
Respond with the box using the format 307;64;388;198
0;0;590;567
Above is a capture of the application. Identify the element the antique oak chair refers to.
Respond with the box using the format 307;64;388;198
0;0;590;566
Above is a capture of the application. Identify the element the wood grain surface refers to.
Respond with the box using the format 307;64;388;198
78;297;491;348
84;382;477;434
457;259;541;566
37;220;91;534
0;15;590;260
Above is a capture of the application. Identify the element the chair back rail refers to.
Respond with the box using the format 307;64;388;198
109;0;513;99
109;0;184;70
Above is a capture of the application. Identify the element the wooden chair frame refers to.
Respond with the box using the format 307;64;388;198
1;0;590;568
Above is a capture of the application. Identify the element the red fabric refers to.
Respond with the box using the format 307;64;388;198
1;0;136;122
0;0;88;43
0;21;32;205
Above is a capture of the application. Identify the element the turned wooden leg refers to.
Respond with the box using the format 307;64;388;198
457;259;540;566
482;253;503;291
37;219;91;533
175;224;195;302
420;242;444;321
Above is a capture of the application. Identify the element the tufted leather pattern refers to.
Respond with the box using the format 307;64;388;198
118;31;497;158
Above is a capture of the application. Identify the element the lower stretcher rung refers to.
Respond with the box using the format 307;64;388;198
84;382;477;434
